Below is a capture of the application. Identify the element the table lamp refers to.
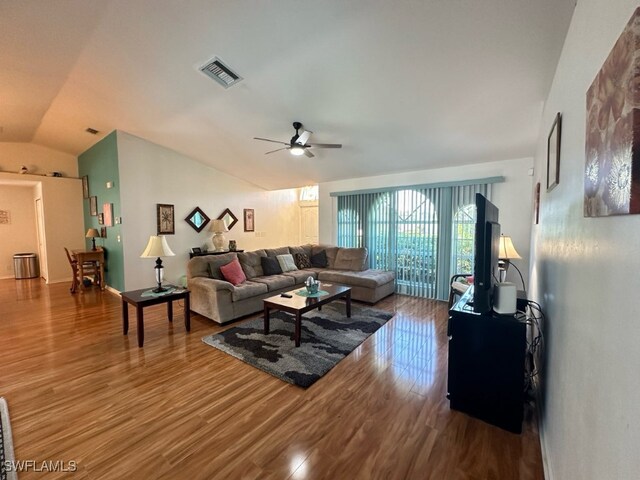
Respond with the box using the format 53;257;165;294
140;235;175;292
86;228;101;251
498;234;521;282
210;219;229;252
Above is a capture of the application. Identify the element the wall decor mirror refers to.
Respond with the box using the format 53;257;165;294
185;207;211;232
217;208;238;230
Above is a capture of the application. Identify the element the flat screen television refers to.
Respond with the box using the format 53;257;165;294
473;193;501;313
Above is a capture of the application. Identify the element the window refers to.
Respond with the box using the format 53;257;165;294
451;204;476;275
336;182;493;300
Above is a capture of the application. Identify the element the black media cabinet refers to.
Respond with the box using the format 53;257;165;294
447;288;526;433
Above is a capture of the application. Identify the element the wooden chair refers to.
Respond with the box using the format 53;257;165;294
64;248;100;293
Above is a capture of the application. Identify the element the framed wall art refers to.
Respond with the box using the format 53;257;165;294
98;213;104;225
100;227;107;239
89;196;98;216
82;175;89;199
185;207;210;232
157;204;175;235
584;8;640;216
217;208;238;230
244;208;255;232
103;203;113;227
547;112;561;192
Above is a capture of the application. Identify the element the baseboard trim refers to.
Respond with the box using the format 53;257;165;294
535;386;552;480
105;285;120;296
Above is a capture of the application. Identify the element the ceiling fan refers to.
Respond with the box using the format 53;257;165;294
253;121;342;158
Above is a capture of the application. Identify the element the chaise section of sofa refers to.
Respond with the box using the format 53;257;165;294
187;245;395;324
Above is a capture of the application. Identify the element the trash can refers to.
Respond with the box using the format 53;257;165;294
13;253;39;279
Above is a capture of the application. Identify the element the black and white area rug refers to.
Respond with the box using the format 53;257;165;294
202;304;393;388
0;397;17;480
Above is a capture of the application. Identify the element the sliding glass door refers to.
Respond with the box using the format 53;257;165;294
337;182;492;300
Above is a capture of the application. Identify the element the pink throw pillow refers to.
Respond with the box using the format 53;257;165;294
220;258;246;286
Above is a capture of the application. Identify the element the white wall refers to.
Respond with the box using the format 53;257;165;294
318;157;534;285
530;1;640;479
0;143;78;177
117;132;301;290
0;185;38;279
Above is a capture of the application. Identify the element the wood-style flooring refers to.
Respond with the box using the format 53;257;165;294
0;278;544;479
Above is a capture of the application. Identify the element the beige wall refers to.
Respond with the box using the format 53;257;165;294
0;185;38;279
116;132;302;290
0;172;85;284
0;143;78;178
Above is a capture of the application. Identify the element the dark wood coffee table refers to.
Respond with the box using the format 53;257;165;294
120;286;190;347
263;283;351;347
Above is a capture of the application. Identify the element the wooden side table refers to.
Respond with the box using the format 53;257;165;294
120;287;190;347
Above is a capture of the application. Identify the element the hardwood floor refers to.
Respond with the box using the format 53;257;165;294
0;278;544;479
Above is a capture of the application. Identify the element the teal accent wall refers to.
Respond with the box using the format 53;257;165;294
78;131;125;291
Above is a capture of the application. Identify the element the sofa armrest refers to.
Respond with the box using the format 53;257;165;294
189;276;234;293
187;277;234;323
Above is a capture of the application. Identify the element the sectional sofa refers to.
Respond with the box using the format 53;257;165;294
187;244;395;324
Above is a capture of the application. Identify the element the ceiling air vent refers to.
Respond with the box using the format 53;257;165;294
199;57;242;88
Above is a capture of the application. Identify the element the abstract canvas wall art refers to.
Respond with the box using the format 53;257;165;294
585;8;640;216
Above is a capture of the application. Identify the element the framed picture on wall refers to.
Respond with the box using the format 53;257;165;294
157;204;175;235
244;209;255;232
89;196;98;216
98;213;104;225
82;175;89;199
101;227;107;239
103;203;113;227
547;112;561;192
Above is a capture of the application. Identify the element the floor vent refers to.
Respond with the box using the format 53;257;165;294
199;57;242;88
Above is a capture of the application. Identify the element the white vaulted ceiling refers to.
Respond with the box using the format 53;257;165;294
0;0;575;190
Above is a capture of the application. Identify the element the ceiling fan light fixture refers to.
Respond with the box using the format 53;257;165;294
290;146;305;156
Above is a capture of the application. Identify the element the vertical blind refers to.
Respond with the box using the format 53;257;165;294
337;181;493;300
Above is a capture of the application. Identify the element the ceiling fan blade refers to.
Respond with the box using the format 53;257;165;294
254;137;289;145
265;147;288;155
308;143;342;148
303;148;315;158
296;130;312;145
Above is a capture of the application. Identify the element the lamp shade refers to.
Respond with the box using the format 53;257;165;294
86;228;100;238
498;235;521;260
140;235;175;258
210;219;228;233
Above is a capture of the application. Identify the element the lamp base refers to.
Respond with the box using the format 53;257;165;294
91;238;97;251
152;285;169;293
212;232;226;252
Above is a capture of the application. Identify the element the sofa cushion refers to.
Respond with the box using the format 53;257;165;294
318;269;395;289
220;257;247;285
277;254;298;272
264;246;290;257
334;247;368;271
311;245;338;268
252;274;296;291
238;249;267;278
282;269;317;284
288;244;313;258
261;256;283;276
310;250;328;267
294;253;312;269
188;253;237;280
230;281;269;301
